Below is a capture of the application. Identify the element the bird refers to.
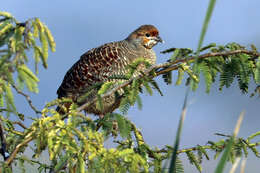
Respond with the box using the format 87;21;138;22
56;25;163;117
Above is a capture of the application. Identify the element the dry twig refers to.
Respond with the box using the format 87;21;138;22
11;83;41;114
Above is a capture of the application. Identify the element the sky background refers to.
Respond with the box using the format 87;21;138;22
2;0;260;172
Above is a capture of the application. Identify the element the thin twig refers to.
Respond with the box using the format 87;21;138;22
5;133;33;165
0;49;8;53
13;121;27;129
155;49;259;76
76;49;259;113
11;83;41;114
156;141;260;156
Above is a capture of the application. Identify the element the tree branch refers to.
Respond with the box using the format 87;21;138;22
11;83;41;114
76;49;259;113
13;121;27;129
158;140;260;155
5;133;33;165
156;49;259;76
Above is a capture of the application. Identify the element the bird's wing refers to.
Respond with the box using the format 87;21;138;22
56;43;124;99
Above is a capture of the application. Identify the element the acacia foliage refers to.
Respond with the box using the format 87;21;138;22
0;12;260;173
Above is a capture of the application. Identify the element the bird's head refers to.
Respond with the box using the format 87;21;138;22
126;25;163;49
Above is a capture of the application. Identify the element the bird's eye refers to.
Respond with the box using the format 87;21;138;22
145;33;150;37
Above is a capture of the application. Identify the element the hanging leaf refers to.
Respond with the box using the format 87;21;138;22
115;114;131;138
254;57;260;84
18;64;39;82
3;82;16;112
162;71;172;85
175;68;184;86
119;97;131;115
44;24;56;52
149;79;163;96
34;46;47;68
0;23;13;37
0;12;13;19
200;62;213;93
98;81;114;95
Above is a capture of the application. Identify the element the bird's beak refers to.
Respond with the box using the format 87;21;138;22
155;36;164;43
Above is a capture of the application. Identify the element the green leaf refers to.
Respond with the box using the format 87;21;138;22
40;29;48;67
170;48;180;62
0;23;13;37
149;79;163;96
169;92;188;173
33;45;40;74
219;63;235;90
186;151;202;172
35;18;49;68
189;64;200;91
17;69;39;93
115;114;131;138
18;64;39;82
0;26;14;48
175;157;184;173
54;154;70;172
143;80;153;95
0;12;13;19
201;62;213;93
199;43;216;52
77;155;85;173
34;46;47;68
0;21;11;33
44;24;56;52
162;71;172;85
119;97;131;115
32;21;39;38
3;83;16;112
175;68;184;86
136;95;143;110
254;57;260;84
129;79;139;104
0;93;4;107
98;81;114;95
214;136;235;173
96;94;103;112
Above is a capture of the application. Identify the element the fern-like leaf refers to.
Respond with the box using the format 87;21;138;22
200;62;213;93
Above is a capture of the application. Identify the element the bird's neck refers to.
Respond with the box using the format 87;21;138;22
125;38;144;51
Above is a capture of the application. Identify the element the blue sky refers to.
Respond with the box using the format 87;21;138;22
2;0;260;172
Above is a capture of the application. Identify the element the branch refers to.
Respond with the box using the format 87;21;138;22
159;141;260;155
0;49;8;53
156;49;259;76
13;121;27;129
5;133;33;165
11;83;41;114
76;49;259;113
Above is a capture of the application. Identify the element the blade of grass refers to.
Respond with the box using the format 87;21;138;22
191;0;217;90
168;1;218;172
168;90;189;173
214;111;245;173
240;158;246;173
196;0;217;52
229;157;241;173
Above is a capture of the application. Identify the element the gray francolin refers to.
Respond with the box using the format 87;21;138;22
56;25;163;117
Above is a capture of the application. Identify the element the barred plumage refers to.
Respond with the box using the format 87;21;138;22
57;25;163;116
